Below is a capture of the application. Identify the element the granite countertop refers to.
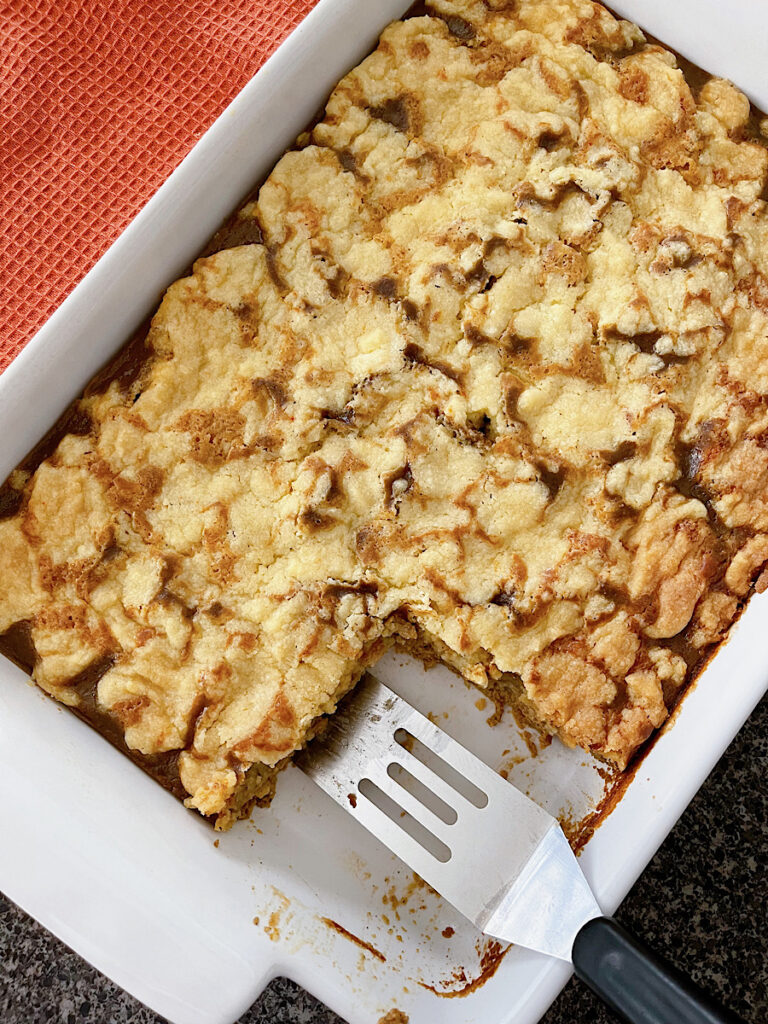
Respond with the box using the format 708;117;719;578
2;694;766;1024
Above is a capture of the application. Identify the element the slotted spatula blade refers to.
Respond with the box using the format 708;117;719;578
297;675;746;1024
295;672;599;960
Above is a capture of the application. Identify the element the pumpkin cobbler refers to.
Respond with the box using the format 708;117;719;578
3;0;768;828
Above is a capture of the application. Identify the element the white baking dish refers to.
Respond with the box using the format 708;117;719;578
1;2;767;1022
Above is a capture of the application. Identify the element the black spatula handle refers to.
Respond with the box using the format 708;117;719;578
572;916;745;1024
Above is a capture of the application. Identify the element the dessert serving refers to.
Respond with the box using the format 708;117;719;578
2;0;768;831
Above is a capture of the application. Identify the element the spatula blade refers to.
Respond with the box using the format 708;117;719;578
296;673;600;960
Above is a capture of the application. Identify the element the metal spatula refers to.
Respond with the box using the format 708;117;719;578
296;674;743;1024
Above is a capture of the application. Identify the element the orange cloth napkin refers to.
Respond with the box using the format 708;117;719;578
0;0;321;373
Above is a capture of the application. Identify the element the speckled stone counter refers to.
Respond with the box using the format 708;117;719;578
2;694;766;1024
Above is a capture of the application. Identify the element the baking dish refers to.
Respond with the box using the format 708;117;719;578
1;1;767;1022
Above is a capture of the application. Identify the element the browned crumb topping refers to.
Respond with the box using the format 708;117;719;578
3;0;768;826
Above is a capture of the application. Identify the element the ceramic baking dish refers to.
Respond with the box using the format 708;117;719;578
1;2;767;1022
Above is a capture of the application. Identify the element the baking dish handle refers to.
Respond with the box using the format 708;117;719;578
572;916;746;1024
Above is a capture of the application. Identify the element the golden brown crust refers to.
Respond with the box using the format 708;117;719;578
4;0;768;823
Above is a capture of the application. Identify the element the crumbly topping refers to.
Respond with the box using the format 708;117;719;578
3;0;768;824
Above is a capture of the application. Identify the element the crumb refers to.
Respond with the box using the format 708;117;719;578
378;1011;409;1024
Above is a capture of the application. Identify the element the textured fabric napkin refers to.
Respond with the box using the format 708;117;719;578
0;0;321;373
